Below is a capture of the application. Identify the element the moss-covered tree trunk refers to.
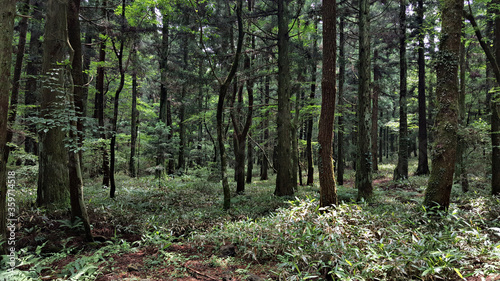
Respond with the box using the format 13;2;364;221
423;0;462;210
356;0;373;201
0;0;15;255
37;0;72;207
318;0;338;207
275;0;295;196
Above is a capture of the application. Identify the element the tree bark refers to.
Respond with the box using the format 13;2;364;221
415;0;430;175
395;0;409;181
25;0;43;155
130;62;138;178
356;0;373;201
306;28;317;185
337;10;345;186
275;0;294;196
423;0;462;210
318;0;338;207
372;51;380;172
109;0;126;198
492;2;500;195
97;0;110;188
37;0;72;207
260;73;270;180
67;0;93;242
216;0;244;210
0;0;15;255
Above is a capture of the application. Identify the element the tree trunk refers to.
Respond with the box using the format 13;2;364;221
4;0;29;162
109;0;126;198
246;134;253;184
25;0;43;155
395;0;409;181
37;0;72;207
97;0;109;188
356;0;373;201
260;73;270;180
337;11;345;186
130;64;138;178
275;0;294;196
492;3;500;195
415;0;430;175
306;28;317;185
318;0;338;207
67;0;93;242
372;51;380;172
216;0;244;210
424;0;462;210
0;0;15;255
456;37;469;192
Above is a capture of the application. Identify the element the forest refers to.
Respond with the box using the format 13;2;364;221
0;0;500;280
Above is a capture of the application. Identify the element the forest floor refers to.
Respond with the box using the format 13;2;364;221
2;161;500;281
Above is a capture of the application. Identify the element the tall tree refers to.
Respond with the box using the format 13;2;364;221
306;19;318;186
275;0;294;196
394;0;409;180
492;1;500;196
318;0;338;207
215;0;244;210
356;0;373;200
97;0;110;188
67;0;93;241
415;0;430;175
25;0;43;155
109;0;126;198
130;50;138;178
423;0;463;210
0;0;16;255
337;9;346;185
37;0;71;206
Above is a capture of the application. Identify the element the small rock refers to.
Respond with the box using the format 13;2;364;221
219;244;236;257
247;274;264;281
127;264;140;272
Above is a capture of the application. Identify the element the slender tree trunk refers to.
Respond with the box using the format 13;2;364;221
216;0;244;210
424;0;462;210
356;0;373;200
158;15;169;177
318;0;338;207
67;0;93;241
456;36;469;192
130;63;138;178
260;73;270;180
306;26;317;185
275;0;294;196
395;0;409;181
97;0;109;187
4;0;29;162
337;11;345;185
0;0;15;255
492;3;500;195
415;0;430;175
25;0;43;155
246;133;253;184
109;0;126;198
372;51;380;172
